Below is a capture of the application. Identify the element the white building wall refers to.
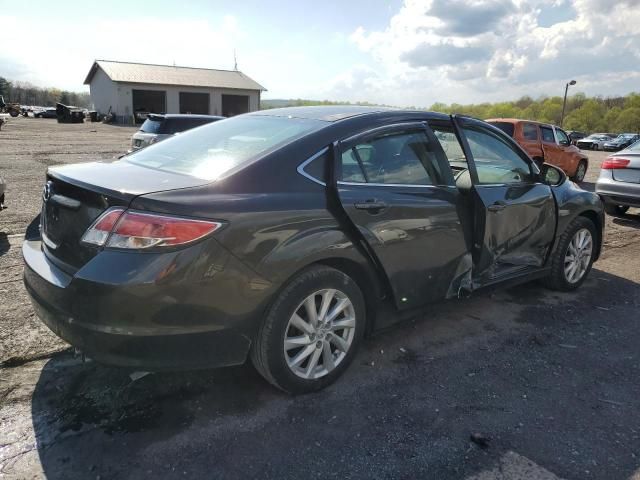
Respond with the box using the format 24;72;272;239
88;68;118;114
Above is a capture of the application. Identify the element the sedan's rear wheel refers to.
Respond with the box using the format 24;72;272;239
251;265;365;394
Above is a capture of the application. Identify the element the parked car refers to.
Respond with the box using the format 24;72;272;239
34;107;57;119
602;133;640;152
130;114;225;151
23;107;604;393
486;118;589;182
0;173;5;210
596;139;640;215
576;134;611;151
566;131;587;145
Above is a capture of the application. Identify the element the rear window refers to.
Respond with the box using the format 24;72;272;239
627;140;640;151
523;123;538;140
125;116;325;180
488;122;515;137
140;117;164;134
162;117;220;134
541;126;555;143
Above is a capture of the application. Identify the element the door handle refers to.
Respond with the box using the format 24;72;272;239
487;201;507;212
354;200;388;212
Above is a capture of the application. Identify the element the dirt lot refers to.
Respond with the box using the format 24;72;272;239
1;116;639;480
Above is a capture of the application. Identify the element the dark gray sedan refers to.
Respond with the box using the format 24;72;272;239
23;107;604;393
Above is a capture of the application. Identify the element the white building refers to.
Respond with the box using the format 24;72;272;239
84;60;265;123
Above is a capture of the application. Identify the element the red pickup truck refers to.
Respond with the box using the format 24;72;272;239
486;118;589;182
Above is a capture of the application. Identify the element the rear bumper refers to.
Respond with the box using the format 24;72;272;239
23;239;274;370
596;176;640;208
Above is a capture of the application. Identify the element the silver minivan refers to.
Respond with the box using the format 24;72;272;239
130;114;224;152
596;140;640;215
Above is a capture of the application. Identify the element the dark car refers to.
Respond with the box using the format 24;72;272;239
23;107;604;393
602;133;640;152
34;107;57;119
566;130;587;145
129;114;225;151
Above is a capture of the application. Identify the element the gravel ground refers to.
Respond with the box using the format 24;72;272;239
1;116;639;479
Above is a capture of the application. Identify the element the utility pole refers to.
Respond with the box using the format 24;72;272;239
561;80;576;128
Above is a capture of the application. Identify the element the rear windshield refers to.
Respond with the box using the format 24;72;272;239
125;115;325;180
488;122;515;137
140;117;163;134
627;140;640;151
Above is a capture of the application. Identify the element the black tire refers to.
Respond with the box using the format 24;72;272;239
571;160;587;183
251;265;366;394
543;216;597;291
604;204;629;216
9;110;18;117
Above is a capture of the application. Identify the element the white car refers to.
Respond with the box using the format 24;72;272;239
576;134;612;151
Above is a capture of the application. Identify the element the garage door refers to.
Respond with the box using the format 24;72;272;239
222;94;249;117
179;92;210;114
132;90;166;122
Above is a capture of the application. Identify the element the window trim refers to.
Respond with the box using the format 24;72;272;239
297;147;329;186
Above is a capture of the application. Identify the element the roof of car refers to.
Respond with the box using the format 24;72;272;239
485;118;555;128
148;114;224;120
250;105;449;122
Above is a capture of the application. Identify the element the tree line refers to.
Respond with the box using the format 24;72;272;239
428;93;640;134
0;77;91;108
262;92;640;134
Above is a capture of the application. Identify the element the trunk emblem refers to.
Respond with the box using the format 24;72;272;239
42;181;53;202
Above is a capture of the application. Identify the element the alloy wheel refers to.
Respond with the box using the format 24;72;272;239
575;163;586;182
284;289;356;380
564;228;593;284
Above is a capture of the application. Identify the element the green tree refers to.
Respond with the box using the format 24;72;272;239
614;108;640;133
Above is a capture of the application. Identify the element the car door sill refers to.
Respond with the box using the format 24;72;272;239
473;267;550;292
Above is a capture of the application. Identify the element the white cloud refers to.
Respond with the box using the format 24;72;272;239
333;0;640;106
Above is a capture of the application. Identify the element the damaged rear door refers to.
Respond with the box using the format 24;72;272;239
335;122;470;310
453;116;556;283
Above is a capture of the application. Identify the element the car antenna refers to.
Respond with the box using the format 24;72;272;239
234;49;238;71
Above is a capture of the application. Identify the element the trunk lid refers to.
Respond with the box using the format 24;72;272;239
612;153;640;183
41;160;210;272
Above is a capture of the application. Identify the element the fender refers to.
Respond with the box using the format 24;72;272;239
549;179;604;262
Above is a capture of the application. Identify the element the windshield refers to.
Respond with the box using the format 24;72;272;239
125;115;325;180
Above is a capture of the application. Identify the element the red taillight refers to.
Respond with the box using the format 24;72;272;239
82;209;222;249
602;157;630;169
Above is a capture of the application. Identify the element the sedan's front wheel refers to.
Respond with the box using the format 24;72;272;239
543;217;596;291
251;265;365;394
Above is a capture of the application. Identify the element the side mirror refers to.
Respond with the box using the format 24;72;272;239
539;163;566;186
559;139;569;146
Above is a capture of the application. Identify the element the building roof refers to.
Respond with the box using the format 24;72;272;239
84;60;266;91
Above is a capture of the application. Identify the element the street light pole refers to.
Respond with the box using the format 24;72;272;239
561;80;576;128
